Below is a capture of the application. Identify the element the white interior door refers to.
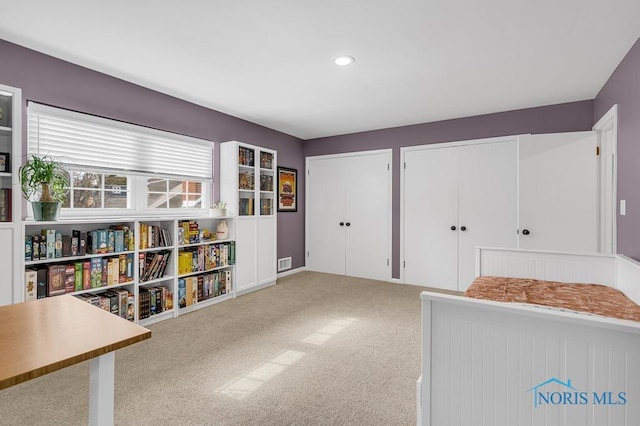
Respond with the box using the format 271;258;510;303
519;132;598;252
306;156;347;275
344;151;391;281
403;146;459;290
457;141;518;291
593;105;617;254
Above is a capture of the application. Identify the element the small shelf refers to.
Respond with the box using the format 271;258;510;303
139;309;175;326
25;250;135;266
71;282;134;296
138;274;175;285
177;264;233;279
178;293;233;315
178;238;233;248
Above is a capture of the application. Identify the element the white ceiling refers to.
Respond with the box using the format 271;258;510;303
0;1;639;140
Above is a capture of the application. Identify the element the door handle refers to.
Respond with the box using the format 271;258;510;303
460;226;467;232
522;229;530;235
339;222;345;226
345;222;351;227
450;225;456;231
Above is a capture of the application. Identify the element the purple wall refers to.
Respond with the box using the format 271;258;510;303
0;39;306;270
304;101;595;278
595;38;640;260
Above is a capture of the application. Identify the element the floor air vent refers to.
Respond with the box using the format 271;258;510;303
278;257;292;272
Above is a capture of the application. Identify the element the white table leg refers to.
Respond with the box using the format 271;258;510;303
89;352;115;426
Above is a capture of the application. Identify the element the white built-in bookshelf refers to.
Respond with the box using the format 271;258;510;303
21;216;235;325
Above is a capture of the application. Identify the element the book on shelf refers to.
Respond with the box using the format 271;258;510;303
72;230;87;256
32;235;41;260
25;269;37;301
47;264;66;296
42;229;55;260
61;235;72;257
138;285;172;318
0;188;11;222
239;146;255;167
36;268;47;299
140;250;171;282
139;287;150;319
74;262;83;292
82;261;91;290
55;232;62;258
25;237;32;261
75;289;134;321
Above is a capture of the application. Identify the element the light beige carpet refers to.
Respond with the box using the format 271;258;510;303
0;272;432;425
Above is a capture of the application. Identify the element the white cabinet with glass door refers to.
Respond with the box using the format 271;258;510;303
220;141;277;295
0;83;22;305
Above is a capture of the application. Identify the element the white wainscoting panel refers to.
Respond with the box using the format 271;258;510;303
476;248;616;286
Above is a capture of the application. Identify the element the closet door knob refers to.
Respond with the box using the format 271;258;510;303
346;222;351;227
522;229;530;235
460;226;467;231
450;226;456;231
339;222;345;226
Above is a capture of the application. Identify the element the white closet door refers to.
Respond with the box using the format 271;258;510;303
519;132;598;252
404;147;459;290
307;157;347;275
344;151;391;281
457;141;518;291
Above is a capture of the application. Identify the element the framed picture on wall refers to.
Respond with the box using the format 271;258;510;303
277;167;297;212
0;152;9;172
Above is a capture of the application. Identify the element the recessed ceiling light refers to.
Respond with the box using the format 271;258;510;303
334;55;355;66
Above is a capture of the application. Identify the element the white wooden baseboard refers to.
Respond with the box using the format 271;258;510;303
277;266;307;278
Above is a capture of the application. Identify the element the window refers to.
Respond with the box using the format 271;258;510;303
147;178;203;209
27;103;213;217
65;171;130;209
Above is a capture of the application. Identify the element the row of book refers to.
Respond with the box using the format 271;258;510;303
139;223;172;249
177;242;235;275
178;269;231;308
75;288;134;321
238;146;255;167
139;286;173;319
139;250;172;282
259;151;274;170
260;174;274;192
239;171;255;190
239;197;255;216
260;198;273;216
0;188;10;222
177;220;217;245
25;225;135;261
24;253;135;299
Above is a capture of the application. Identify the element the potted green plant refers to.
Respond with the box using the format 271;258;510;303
19;154;69;221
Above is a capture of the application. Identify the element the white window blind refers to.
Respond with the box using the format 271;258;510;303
27;102;213;181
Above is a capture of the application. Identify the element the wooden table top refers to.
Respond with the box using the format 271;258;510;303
0;295;151;390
